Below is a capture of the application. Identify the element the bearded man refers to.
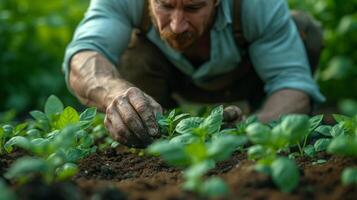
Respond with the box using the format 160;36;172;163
63;0;325;147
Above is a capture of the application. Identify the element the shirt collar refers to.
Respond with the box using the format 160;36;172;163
213;0;232;30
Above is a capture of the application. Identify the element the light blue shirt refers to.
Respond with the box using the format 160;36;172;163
63;0;325;104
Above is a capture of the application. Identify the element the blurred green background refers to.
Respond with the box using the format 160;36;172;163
0;0;356;117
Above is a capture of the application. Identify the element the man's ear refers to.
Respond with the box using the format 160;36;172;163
214;0;221;6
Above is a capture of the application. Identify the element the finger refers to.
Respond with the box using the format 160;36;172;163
127;89;160;137
116;96;153;145
144;93;163;116
105;105;143;147
223;105;243;122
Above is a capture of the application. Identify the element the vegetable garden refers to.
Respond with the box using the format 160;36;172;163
0;95;356;199
1;0;357;199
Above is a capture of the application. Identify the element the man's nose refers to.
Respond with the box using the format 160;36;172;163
170;10;189;34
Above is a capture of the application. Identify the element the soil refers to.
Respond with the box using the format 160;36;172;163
1;146;356;200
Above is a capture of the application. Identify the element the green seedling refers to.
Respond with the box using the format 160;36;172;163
148;106;247;197
156;109;190;138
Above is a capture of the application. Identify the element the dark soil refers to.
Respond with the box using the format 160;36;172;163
1;146;356;200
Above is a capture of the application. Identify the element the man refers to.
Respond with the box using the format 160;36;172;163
63;0;325;147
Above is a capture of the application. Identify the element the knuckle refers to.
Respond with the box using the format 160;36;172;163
136;102;148;113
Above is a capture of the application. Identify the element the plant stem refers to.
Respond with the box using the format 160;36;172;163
297;142;304;156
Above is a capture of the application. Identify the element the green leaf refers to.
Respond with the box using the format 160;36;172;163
199;177;229;197
5;157;48;181
208;135;247;162
185;142;208;164
30;138;50;156
26;129;42;139
331;124;345;137
79;107;97;121
309;115;323;132
246;123;272;145
56;163;79;181
169;134;198;145
44;95;64;119
333;114;350;123
147;140;190;167
65;148;84;163
184;160;215;180
280;115;310;144
175;117;204;135
303;145;316;158
4;136;31;153
248;145;273;161
199;106;223;135
14;122;28;135
271;157;299;193
173;113;190;123
341;167;357;186
327;136;357;156
315;125;332;137
314;138;331;152
30;110;48;121
55;107;80;129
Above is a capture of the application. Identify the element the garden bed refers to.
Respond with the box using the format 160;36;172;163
1;146;356;200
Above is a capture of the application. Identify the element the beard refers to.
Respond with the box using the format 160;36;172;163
159;29;198;51
149;4;216;52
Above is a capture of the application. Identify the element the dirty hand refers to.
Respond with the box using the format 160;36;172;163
222;105;244;127
104;87;163;148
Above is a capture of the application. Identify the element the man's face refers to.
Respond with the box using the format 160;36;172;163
149;0;218;52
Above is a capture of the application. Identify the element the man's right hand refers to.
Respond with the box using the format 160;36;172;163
104;87;163;148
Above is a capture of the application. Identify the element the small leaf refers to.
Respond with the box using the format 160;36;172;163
44;95;64;118
31;138;50;156
170;134;198;145
79;107;97;121
327;136;357;156
331;124;345;137
184;160;215;179
175;117;204;135
303;145;316;158
4;136;31;153
56;163;79;181
30;110;48;122
309;115;323;132
168;109;176;119
199;106;223;135
208;135;247;162
5;157;48;181
280;115;310;144
332;114;350;123
271;157;299;193
147;140;190;167
315;125;332;137
173;113;190;123
246;123;271;145
199;177;229;197
14;122;28;134
248;145;272;160
55;107;80;129
341;167;357;186
314;138;331;152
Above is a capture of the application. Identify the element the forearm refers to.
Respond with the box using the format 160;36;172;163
257;89;311;123
69;51;133;112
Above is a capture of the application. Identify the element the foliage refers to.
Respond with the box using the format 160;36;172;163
2;95;100;184
0;0;88;112
148;106;247;197
288;0;357;103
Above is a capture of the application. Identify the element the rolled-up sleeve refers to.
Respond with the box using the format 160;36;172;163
242;0;325;104
62;0;143;85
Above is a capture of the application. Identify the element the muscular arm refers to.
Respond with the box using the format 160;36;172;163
69;51;133;112
257;89;311;123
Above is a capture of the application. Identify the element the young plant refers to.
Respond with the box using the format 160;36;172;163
245;114;317;192
156;109;190;138
148;106;247;197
